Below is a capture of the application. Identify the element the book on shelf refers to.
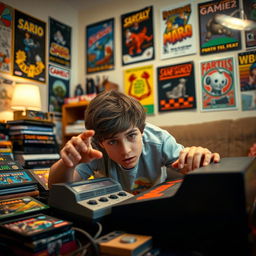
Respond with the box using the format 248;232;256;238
7;120;55;128
14;154;60;169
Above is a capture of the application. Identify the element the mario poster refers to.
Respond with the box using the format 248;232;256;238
13;9;46;83
198;0;241;56
121;6;154;65
160;2;196;59
0;2;13;74
238;50;256;110
124;65;154;114
86;18;114;74
49;17;72;68
243;0;256;48
200;57;238;111
157;61;196;112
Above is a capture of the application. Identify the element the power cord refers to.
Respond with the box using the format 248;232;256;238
65;222;103;256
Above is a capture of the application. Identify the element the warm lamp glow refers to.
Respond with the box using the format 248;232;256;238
11;84;41;111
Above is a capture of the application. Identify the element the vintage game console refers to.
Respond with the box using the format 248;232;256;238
48;177;133;220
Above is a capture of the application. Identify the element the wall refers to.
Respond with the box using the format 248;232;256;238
1;0;256;126
77;0;256;126
1;0;79;119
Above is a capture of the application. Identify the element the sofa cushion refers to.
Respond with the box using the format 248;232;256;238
160;117;256;157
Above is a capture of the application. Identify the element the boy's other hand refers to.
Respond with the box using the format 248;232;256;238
171;146;220;174
60;130;103;168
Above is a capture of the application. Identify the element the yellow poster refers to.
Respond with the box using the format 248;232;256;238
124;65;154;114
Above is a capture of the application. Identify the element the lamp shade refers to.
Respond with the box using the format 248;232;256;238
11;84;41;111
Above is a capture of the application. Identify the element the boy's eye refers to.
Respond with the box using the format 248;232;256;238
128;133;137;140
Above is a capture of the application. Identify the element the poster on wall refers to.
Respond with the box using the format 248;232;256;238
13;9;46;83
49;17;72;68
238;50;256;111
121;6;154;66
0;2;13;74
243;0;256;48
157;61;196;112
48;64;70;115
0;77;15;111
86;18;114;74
124;65;154;115
198;0;241;56
200;56;238;111
160;2;196;59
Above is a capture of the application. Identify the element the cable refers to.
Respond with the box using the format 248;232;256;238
72;226;99;256
94;222;103;239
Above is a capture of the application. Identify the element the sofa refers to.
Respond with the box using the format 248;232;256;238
160;116;256;158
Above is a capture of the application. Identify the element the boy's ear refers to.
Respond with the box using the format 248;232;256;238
99;141;104;149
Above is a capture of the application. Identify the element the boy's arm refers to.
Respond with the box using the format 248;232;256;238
48;159;81;189
48;130;103;189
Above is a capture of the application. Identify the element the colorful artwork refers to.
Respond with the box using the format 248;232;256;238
49;17;72;68
121;6;154;65
198;0;241;55
0;77;14;111
160;2;196;59
86;18;114;74
0;2;13;74
48;64;70;115
124;65;154;114
243;0;256;48
200;57;238;111
157;62;196;112
238;50;256;110
13;9;46;82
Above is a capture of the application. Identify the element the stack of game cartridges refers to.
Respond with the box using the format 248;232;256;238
0;213;77;255
7;120;60;169
0;153;39;200
0;122;13;159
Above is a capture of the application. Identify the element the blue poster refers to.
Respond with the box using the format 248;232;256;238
86;18;114;74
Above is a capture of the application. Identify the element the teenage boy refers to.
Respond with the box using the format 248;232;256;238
48;90;220;194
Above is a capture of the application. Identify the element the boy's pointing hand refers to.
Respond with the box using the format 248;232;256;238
60;130;103;168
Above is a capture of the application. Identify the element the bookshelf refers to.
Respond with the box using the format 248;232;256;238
62;101;89;146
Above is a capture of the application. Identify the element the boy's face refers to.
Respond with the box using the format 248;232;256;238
100;127;143;169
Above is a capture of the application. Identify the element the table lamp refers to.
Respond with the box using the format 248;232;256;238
11;83;41;112
10;83;46;121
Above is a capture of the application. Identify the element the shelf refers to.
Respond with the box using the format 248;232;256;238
62;101;89;145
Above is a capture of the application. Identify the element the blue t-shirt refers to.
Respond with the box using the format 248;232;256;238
76;123;183;194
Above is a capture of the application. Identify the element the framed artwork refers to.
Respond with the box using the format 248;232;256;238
243;0;256;48
86;18;114;74
124;65;154;115
0;2;13;74
0;77;15;111
200;57;238;111
49;17;72;68
238;50;256;110
160;2;196;59
121;6;154;65
48;64;70;115
157;61;196;112
13;9;46;83
198;0;241;56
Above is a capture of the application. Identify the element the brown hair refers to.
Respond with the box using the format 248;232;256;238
84;90;146;142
